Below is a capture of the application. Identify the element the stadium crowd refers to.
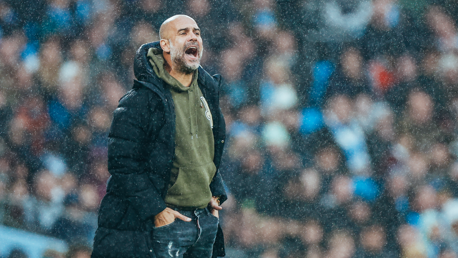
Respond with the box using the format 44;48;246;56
0;0;458;257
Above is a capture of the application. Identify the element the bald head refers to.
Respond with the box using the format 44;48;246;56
159;15;197;40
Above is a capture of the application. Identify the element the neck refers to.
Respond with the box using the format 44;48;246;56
164;55;194;87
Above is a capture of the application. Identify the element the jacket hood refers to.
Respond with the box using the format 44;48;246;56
134;41;164;86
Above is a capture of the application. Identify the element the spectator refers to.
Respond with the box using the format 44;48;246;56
219;49;249;108
37;37;63;96
325;46;371;101
385;54;420;114
22;170;63;234
359;0;407;60
2;178;29;229
320;175;355;233
260;59;298;117
366;103;396;176
225;150;265;209
324;229;355;258
397;224;426;258
299;219;324;257
52;193;92;244
397;90;444;151
280;168;323;220
354;224;396;257
323;94;372;175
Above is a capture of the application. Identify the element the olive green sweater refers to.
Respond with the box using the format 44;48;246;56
147;48;215;208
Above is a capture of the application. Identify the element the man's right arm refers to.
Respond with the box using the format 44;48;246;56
107;89;167;221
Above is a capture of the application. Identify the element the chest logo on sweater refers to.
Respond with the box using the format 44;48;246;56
200;96;213;128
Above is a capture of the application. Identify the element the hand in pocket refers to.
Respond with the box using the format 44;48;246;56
154;208;191;227
208;196;222;218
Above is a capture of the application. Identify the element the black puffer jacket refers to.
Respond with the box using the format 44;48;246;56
91;42;227;258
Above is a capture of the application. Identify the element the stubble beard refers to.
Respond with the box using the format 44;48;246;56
169;40;203;74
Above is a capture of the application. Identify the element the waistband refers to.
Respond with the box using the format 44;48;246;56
167;206;209;216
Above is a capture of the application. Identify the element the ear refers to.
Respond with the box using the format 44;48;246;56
160;39;170;53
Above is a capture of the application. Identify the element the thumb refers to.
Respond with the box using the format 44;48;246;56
172;210;192;222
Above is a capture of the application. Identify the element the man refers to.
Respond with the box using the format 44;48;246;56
91;15;227;258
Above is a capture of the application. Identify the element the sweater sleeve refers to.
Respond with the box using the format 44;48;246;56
107;89;167;221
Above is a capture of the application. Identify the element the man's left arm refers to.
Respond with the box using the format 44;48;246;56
208;74;227;217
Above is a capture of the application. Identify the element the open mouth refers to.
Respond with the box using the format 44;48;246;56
185;46;199;58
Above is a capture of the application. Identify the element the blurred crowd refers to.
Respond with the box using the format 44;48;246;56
1;0;458;257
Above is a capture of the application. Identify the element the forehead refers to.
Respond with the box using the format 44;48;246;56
171;17;199;31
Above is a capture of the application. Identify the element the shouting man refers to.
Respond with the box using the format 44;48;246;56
92;15;227;258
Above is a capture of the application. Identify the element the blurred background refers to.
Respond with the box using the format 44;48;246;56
0;0;458;257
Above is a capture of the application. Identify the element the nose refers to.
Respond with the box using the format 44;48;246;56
189;32;198;41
